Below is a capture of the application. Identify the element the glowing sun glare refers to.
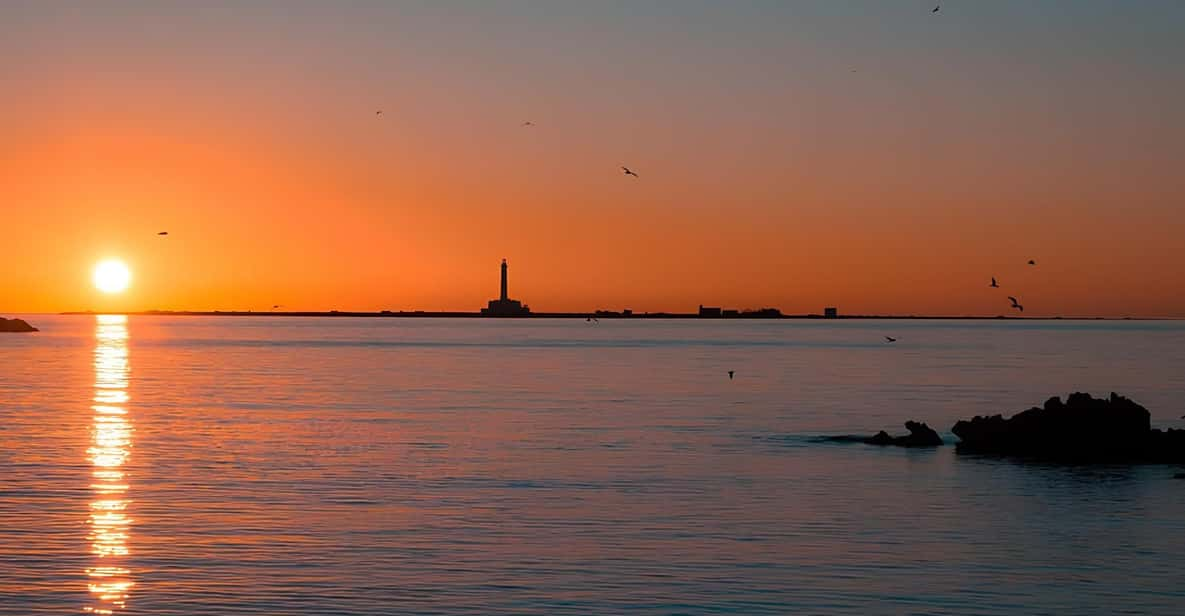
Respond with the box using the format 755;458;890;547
93;260;132;294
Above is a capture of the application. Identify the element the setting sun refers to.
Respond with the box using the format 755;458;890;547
93;260;132;295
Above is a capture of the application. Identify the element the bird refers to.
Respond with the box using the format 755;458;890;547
990;277;999;288
1028;259;1036;266
157;231;169;236
622;166;639;178
375;110;383;117
728;370;735;380
272;305;282;310
1008;296;1024;312
885;336;897;343
932;4;940;13
521;121;534;127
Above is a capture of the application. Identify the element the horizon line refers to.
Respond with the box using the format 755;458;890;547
42;310;1185;321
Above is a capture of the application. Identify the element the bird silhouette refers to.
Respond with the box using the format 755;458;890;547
1028;259;1037;266
1008;296;1024;312
990;277;999;288
157;231;169;236
272;305;282;310
728;370;735;380
522;121;534;127
885;336;897;343
622;166;639;178
932;4;940;13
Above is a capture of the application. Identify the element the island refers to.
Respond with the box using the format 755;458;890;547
0;317;38;333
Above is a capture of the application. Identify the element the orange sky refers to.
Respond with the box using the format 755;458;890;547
3;2;1184;316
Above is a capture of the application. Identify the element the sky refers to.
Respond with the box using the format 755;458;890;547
2;0;1184;316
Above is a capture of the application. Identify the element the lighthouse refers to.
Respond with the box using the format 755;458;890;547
482;258;530;316
500;259;508;302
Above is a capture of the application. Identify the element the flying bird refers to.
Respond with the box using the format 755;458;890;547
522;121;534;127
272;305;282;310
1028;259;1036;266
375;110;383;116
885;336;897;343
157;231;169;236
728;370;735;380
990;277;999;288
932;4;940;13
622;166;639;178
1008;296;1024;312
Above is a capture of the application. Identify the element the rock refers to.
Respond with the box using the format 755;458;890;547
821;421;943;448
952;392;1185;463
870;421;943;447
1174;473;1185;479
0;317;38;333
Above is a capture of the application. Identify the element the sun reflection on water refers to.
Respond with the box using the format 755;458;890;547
84;315;134;614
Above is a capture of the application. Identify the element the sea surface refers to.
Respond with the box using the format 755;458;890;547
2;315;1185;615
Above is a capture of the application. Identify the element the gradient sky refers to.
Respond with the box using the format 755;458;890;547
3;1;1184;316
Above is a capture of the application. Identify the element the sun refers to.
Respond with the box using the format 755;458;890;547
93;259;132;294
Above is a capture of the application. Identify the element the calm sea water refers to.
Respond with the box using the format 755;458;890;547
2;315;1185;615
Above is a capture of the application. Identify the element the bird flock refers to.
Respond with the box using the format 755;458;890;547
996;258;1039;314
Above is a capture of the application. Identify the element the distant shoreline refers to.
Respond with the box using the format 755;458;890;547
57;310;1176;321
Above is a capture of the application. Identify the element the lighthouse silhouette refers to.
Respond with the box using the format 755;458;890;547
482;259;530;316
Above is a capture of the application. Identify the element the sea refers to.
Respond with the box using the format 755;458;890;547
2;315;1185;615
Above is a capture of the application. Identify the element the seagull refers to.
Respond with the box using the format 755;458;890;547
622;166;639;178
522;121;534;127
885;336;897;343
932;4;940;13
1008;296;1024;312
272;305;282;310
1028;259;1036;266
728;370;735;380
157;231;169;236
990;277;999;288
375;110;383;116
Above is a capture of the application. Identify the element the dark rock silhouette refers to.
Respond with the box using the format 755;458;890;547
0;317;38;333
821;421;943;447
1175;473;1185;479
952;392;1185;463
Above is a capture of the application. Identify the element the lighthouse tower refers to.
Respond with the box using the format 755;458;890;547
500;258;508;301
482;258;530;316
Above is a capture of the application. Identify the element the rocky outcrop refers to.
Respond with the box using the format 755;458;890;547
866;421;943;447
0;317;38;332
820;421;943;447
952;392;1185;463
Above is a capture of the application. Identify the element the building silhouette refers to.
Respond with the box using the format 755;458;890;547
698;305;722;318
482;259;531;317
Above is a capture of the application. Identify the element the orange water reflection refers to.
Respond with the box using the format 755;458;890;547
84;315;133;614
